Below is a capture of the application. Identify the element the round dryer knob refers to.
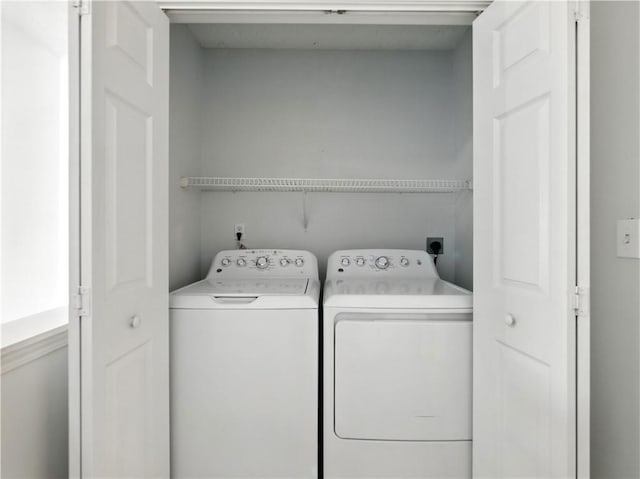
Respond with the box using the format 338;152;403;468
280;258;289;267
400;257;410;267
221;258;231;267
375;256;390;269
256;256;269;269
295;258;304;267
341;257;351;267
356;257;366;266
237;258;246;267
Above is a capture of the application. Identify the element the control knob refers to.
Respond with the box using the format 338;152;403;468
295;258;304;267
280;258;289;267
256;256;269;269
237;258;246;267
356;257;366;266
341;258;351;267
400;257;410;267
375;256;390;269
221;258;231;267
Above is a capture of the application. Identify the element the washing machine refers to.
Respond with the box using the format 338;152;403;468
170;249;320;479
323;249;473;478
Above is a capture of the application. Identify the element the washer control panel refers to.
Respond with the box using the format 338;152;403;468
208;249;318;278
327;249;438;279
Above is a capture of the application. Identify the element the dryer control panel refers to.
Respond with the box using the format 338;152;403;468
207;249;319;279
327;249;439;279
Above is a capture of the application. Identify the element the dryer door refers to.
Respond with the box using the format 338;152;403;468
334;312;472;441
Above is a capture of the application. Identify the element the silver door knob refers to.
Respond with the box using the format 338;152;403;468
130;315;141;328
504;313;516;327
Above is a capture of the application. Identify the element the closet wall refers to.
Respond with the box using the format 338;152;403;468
169;26;474;284
169;25;205;291
452;29;473;291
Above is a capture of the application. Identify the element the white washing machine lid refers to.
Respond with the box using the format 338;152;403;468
323;278;472;309
170;278;320;309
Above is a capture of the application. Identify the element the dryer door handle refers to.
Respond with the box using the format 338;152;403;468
211;296;258;304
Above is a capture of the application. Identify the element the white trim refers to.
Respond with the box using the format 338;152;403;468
1;325;68;375
166;10;478;24
158;1;491;12
68;0;82;476
575;1;590;477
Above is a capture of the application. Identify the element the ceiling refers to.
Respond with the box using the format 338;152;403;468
187;24;470;50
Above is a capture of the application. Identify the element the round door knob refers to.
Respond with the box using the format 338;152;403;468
256;256;269;269
295;258;304;267
504;313;516;327
375;256;390;269
221;258;231;266
280;258;289;267
341;258;351;267
130;315;141;329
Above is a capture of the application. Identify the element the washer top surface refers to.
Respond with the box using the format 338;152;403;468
324;249;471;309
170;249;320;309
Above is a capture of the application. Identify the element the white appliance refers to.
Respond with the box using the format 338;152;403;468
170;249;320;479
323;249;473;478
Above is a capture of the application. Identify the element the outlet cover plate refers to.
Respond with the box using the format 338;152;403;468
426;237;444;255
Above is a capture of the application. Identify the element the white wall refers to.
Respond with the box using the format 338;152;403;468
1;346;69;478
169;25;205;291
590;2;640;477
195;48;470;280
452;30;473;291
1;1;68;323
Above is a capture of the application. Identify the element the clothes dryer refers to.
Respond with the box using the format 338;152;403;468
170;249;319;479
323;249;472;478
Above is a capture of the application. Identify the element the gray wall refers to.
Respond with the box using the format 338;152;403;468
169;25;205;291
452;30;473;291
195;48;472;280
1;347;68;478
591;2;640;477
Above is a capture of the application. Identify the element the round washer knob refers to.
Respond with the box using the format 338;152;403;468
375;256;390;269
400;257;410;267
356;258;366;266
256;256;269;269
280;258;289;267
221;258;231;267
295;258;304;267
341;257;351;267
237;258;246;267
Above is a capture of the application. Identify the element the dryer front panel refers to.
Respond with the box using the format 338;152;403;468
334;312;472;441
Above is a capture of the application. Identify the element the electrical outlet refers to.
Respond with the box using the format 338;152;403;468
235;223;245;239
426;237;444;255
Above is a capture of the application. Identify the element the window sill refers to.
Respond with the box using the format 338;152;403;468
1;308;69;374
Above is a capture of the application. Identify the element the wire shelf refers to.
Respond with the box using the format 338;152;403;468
180;177;472;193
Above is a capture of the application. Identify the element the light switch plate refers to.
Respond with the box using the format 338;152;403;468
616;219;640;258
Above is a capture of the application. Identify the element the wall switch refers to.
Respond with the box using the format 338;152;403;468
426;237;444;255
235;223;245;239
616;219;640;258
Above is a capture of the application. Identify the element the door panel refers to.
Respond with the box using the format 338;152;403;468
78;1;169;476
473;1;577;477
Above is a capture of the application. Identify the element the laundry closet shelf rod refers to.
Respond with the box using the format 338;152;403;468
180;177;472;193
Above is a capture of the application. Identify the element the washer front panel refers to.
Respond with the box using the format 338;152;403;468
333;312;472;441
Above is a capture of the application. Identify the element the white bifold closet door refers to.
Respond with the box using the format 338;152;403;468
473;0;581;478
75;1;170;477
